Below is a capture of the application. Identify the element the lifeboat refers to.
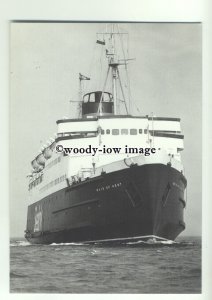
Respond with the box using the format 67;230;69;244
31;159;40;171
36;152;46;165
43;147;52;159
43;140;56;159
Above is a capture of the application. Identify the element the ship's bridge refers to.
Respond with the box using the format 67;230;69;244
82;91;114;118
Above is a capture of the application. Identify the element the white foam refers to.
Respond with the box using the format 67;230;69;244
160;240;176;245
50;242;86;246
10;240;31;247
126;239;176;245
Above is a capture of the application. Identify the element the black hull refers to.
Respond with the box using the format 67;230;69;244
25;163;187;244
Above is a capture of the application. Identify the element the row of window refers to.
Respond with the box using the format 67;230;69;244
57;129;150;138
58;132;96;138
40;174;66;193
29;175;43;190
45;156;61;170
57;129;181;139
101;129;148;135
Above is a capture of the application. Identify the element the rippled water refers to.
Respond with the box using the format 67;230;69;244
10;236;201;293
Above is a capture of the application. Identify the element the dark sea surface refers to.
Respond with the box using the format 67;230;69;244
10;236;201;294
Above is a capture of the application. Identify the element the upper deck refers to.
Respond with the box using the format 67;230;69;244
55;115;183;152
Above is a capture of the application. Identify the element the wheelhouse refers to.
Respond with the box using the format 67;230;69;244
82;91;114;118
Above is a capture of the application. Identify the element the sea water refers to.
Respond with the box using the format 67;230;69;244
10;236;201;293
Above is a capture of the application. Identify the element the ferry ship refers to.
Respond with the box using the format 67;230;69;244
25;24;187;244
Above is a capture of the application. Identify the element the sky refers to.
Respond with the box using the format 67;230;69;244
10;22;202;238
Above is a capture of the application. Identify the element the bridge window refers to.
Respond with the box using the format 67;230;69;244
121;129;128;135
89;93;95;102
101;129;105;135
112;129;119;135
106;129;110;134
130;129;137;135
139;129;142;134
144;129;148;134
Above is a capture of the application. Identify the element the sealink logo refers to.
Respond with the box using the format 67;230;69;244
34;205;43;232
56;144;156;156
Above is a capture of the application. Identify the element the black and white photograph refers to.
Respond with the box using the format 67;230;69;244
9;21;202;294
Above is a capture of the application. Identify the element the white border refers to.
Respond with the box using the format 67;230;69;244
1;0;211;299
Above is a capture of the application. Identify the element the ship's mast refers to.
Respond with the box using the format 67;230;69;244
112;65;118;115
97;24;132;116
110;26;118;114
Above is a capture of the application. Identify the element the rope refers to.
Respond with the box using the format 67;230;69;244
97;65;110;114
98;41;104;88
117;68;128;114
117;25;132;114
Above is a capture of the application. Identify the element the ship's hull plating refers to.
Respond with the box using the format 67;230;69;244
25;163;187;244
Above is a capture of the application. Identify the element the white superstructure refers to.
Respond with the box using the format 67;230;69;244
27;24;185;205
28;115;184;204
